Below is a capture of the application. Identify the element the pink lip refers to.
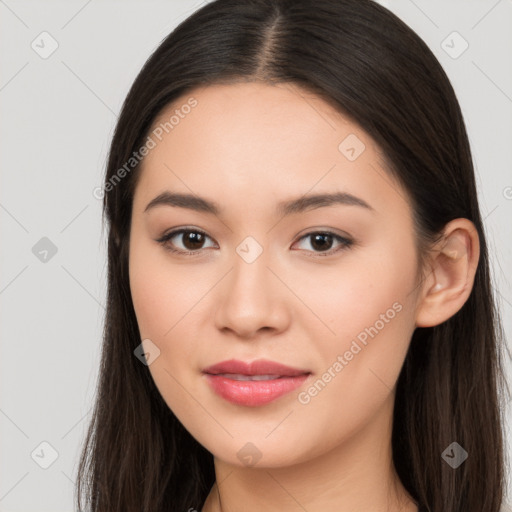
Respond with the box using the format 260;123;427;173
202;359;311;407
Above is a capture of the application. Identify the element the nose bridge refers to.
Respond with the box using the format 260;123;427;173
214;235;289;336
228;236;273;305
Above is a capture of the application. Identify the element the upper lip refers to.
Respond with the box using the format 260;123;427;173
203;358;310;377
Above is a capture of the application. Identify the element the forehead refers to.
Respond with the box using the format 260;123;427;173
134;82;409;219
149;81;360;157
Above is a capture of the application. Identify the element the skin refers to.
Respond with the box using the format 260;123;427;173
128;82;479;512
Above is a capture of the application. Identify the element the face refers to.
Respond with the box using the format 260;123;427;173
129;82;423;468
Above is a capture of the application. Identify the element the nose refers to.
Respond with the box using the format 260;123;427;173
214;249;291;339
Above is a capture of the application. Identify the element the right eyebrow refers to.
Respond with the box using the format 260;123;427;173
144;191;221;215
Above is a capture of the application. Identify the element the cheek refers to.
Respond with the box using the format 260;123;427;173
292;301;415;461
290;245;416;406
129;237;206;341
128;237;217;400
128;242;206;419
283;265;417;464
287;237;418;344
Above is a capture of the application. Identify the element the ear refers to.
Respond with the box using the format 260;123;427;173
415;218;480;328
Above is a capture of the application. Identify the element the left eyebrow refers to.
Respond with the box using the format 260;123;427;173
276;191;375;216
143;191;375;216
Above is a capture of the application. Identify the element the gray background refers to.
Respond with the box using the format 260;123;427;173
0;1;511;510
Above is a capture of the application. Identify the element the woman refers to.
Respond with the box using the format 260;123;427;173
75;1;507;511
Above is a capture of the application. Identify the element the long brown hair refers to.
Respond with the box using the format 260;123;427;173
75;1;508;510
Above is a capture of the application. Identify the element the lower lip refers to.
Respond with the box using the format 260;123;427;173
204;374;310;407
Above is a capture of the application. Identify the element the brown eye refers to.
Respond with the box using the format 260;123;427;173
156;229;216;254
180;231;206;250
310;233;334;251
293;231;353;256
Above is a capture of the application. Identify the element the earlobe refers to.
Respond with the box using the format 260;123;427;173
415;219;480;328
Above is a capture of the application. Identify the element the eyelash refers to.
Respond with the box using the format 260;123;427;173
155;228;354;258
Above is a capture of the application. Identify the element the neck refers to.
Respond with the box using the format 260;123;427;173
201;394;418;512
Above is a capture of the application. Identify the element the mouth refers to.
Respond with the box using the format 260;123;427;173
202;359;311;407
210;373;286;381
